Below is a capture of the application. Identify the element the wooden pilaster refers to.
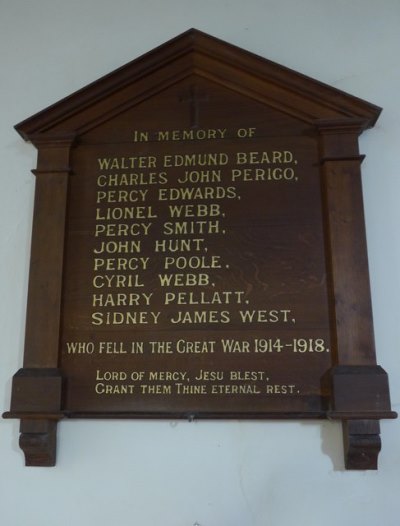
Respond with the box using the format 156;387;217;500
318;119;396;469
4;134;75;466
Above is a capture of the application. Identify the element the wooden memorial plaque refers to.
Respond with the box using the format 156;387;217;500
4;30;396;468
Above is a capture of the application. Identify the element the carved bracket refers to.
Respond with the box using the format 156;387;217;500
327;365;396;469
3;368;64;466
343;420;381;470
19;419;58;467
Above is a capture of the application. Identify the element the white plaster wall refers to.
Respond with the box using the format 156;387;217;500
1;1;399;525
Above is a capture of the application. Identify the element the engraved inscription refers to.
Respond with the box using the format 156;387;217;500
61;120;331;413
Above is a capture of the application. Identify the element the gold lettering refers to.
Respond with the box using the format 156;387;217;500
163;153;228;167
95;383;136;394
239;309;291;323
235;151;294;165
94;222;152;237
149;371;187;381
91;311;161;326
92;274;144;288
158;273;210;287
96;370;127;381
154;238;204;252
229;371;266;381
211;384;261;394
92;292;153;307
66;341;95;354
195;370;223;381
222;339;251;353
170;310;230;324
157;129;227;142
95;206;157;220
96;189;148;203
133;130;149;142
93;240;141;254
93;257;149;271
265;384;297;394
97;172;167;187
175;383;207;395
98;342;127;354
150;341;173;354
164;290;244;305
176;340;216;353
163;255;221;270
141;384;172;395
168;203;221;218
97;156;157;170
177;170;221;184
231;167;296;182
158;186;236;201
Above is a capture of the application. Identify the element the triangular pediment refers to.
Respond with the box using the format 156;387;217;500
16;29;380;142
